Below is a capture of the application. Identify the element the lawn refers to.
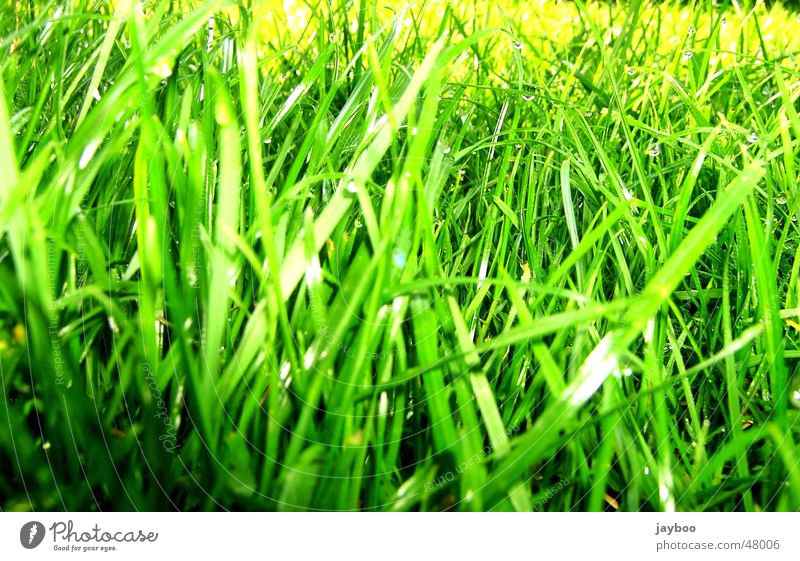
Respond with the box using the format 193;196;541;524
1;0;800;511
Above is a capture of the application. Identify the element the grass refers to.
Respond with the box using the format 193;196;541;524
1;0;799;512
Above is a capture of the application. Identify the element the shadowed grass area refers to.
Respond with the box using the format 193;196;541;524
1;0;799;511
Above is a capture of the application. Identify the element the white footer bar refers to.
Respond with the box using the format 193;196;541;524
1;513;796;560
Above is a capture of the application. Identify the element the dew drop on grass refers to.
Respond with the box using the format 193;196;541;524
776;196;787;205
513;40;523;50
443;146;451;154
522;93;535;101
392;248;407;269
687;25;696;35
411;127;418;136
747;132;759;143
682;51;693;60
346;180;358;194
279;362;291;384
626;67;636;76
647;143;661;157
150;58;173;79
622;187;633;201
303;348;315;370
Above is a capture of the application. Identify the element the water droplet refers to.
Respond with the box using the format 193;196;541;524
585;110;593;117
622;187;633;201
513;40;523;50
647;144;661;157
392;248;407;268
776;196;787;205
443;146;452;154
515;143;522;149
304;348;315;369
682;51;693;60
626;67;636;76
149;58;173;79
264;137;272;144
329;32;337;43
346;180;359;194
410;127;418;136
522;93;535;101
747;132;758;143
687;25;696;35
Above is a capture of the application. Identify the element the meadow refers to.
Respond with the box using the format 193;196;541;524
1;0;800;511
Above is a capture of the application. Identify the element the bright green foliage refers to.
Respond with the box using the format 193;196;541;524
1;0;799;512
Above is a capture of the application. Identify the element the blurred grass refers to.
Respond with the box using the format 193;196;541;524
1;0;800;511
